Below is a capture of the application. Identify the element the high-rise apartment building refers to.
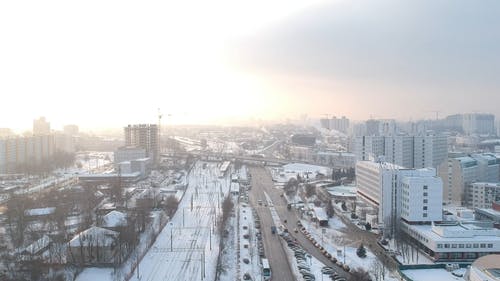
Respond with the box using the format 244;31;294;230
353;135;447;169
33;117;51;135
124;124;159;164
0;135;56;173
330;116;350;133
63;124;79;136
462;113;495;135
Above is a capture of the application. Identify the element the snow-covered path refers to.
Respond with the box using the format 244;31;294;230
130;161;231;281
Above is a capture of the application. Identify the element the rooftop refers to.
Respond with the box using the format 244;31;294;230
406;222;500;242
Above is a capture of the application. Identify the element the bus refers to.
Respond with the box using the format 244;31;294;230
261;258;271;280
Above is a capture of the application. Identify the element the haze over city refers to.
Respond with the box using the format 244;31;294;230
2;0;500;130
1;1;500;281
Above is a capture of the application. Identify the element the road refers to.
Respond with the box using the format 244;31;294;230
249;166;350;279
248;169;295;281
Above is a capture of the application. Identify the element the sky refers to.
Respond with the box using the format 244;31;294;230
1;0;499;131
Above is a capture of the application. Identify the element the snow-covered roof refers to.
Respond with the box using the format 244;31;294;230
69;226;119;247
313;207;328;221
102;210;127;228
24;207;56;217
282;163;331;175
23;235;51;255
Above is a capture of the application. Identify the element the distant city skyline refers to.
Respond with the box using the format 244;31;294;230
1;0;500;130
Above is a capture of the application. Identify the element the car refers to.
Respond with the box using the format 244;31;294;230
294;228;299;233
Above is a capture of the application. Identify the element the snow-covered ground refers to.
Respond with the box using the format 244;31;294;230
301;216;399;280
238;205;262;281
217;214;237;281
128;161;231;281
75;211;167;281
402;268;465;281
269;163;332;184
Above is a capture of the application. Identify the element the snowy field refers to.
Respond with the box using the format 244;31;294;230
129;161;231;281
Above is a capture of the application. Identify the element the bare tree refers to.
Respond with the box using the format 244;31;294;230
349;268;372;281
305;184;316;198
163;195;179;217
370;260;385;281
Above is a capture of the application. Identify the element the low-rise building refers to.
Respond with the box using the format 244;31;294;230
68;226;119;265
401;222;500;262
466;254;500;281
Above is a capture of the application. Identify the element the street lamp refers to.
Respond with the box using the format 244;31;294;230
170;222;174;251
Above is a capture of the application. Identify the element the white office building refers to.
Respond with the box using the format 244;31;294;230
356;161;442;236
401;222;500;262
401;176;443;222
439;154;500;206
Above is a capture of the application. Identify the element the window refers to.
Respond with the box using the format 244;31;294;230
437;244;442;248
459;244;464;248
473;244;479;248
444;244;450;248
423;185;428;190
480;244;486;248
423;213;428;217
466;244;472;248
488;244;493;248
423;206;428;211
451;244;457;248
423;192;428;196
423;199;428;203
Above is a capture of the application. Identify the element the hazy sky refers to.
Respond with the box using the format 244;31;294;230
1;0;499;131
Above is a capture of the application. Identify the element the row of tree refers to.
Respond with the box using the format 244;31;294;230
12;151;76;176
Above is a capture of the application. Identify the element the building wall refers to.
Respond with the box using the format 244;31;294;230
401;176;443;222
439;158;466;206
124;124;159;164
467;183;500;209
114;147;146;164
354;135;447;169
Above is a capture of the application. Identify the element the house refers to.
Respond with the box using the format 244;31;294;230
68;226;119;265
19;235;52;261
101;210;128;231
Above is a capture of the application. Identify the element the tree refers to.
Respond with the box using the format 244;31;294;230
284;178;298;196
325;200;335;218
349;268;371;281
305;184;316;198
371;260;385;281
356;243;367;258
365;222;372;231
219;196;234;234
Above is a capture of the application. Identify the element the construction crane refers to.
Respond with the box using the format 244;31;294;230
158;108;162;155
